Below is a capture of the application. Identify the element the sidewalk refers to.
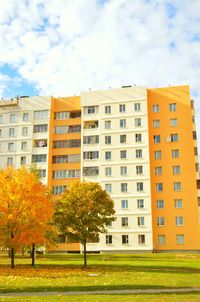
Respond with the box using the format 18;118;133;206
0;288;200;297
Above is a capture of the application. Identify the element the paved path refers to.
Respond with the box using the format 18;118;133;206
0;288;200;297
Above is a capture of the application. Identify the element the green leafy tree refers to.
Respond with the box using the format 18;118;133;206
54;181;116;268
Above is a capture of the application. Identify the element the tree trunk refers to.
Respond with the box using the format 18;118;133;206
10;233;15;269
83;239;87;268
31;243;36;266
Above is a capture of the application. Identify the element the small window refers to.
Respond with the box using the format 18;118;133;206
135;118;142;127
105;184;112;193
105;136;111;145
120;166;127;176
10;114;16;123
155;166;162;175
137;182;144;191
173;165;180;175
135;133;142;142
105;167;112;176
137;217;145;226
20;156;26;165
119;104;126;112
120;134;126;143
21;142;27;151
170;118;177;126
120;119;126;128
158;235;166;244
9;128;15;137
154;151;162;159
153;120;160;128
8;142;15;151
173;182;181;192
122;235;129;244
193;131;197;140
105;106;111;114
154;135;161;143
152;104;159;112
22;127;28;136
0;115;3;123
120;150;127;159
171;133;178;142
106;235;112;244
84;106;97;115
121;200;128;209
157;217;165;226
175;199;183;208
136;149;142;158
121;217;128;226
156;183;163;192
176;234;184;244
23;112;29;121
134;103;141;111
7;157;13;166
172;149;179;158
105;151;112;160
138;234;145;244
136;165;143;175
121;183;128;192
137;199;144;208
0;129;2;137
169;103;176;112
156;200;164;208
105;120;111;129
175;216;184;226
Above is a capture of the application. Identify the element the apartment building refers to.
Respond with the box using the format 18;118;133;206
0;85;199;252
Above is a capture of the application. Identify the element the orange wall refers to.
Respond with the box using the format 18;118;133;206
148;86;200;250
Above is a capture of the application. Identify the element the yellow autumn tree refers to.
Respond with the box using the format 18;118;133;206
54;181;116;268
0;166;54;268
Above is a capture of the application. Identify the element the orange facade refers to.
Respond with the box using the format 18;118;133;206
148;86;200;250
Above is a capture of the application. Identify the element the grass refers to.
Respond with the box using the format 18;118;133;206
0;253;200;294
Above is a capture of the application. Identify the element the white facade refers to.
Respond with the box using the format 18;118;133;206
0;96;51;184
81;87;153;251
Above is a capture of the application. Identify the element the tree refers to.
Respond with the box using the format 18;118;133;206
54;181;116;268
0;166;54;268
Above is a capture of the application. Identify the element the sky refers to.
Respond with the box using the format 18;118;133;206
0;0;200;140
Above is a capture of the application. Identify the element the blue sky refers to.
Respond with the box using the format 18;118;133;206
0;0;200;129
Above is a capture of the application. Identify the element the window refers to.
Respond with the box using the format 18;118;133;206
171;133;178;142
176;234;184;244
54;125;81;134
156;183;163;192
120;166;127;175
121;200;128;209
121;217;128;226
121;183;128;192
135;133;142;142
169;103;176;112
136;165;143;175
176;216;184;226
170;118;177;126
7;157;13;166
8;143;15;151
83;135;99;144
22;127;28;136
173;182;181;192
83;151;99;160
120;119;126;128
137;217;145;226
152;104;159;112
175;199;183;208
137;199;144;208
83;167;99;176
134;103;141;111
21;142;27;151
37;169;46;178
53;154;80;163
194;147;198;156
158;235;166;244
120;150;127;159
105;120;111;129
32;154;47;163
53;139;81;148
105;105;111;114
138;234;145;244
137;182;144;191
119;104;126;112
172;149;179;158
153;120;160;128
53;186;67;195
154;135;161;143
0;115;3;123
105;167;112;176
105;184;112;193
33;124;48;133
84;106;98;114
156;200;164;208
122;235;129;244
84;121;98;129
52;170;80;179
157;217;165;226
193;131;197;140
173;165;180;175
155;166;162;175
120;134;126;143
20;156;26;165
135;118;141;127
154;150;162;159
10;114;16;123
105;151;111;160
9;128;15;137
69;111;81;119
106;235;112;244
23;112;29;121
34;139;48;148
54;112;68;120
0;129;1;137
105;136;111;144
136;149;142;158
34;110;48;119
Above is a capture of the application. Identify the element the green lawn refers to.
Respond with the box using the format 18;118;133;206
0;253;199;294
